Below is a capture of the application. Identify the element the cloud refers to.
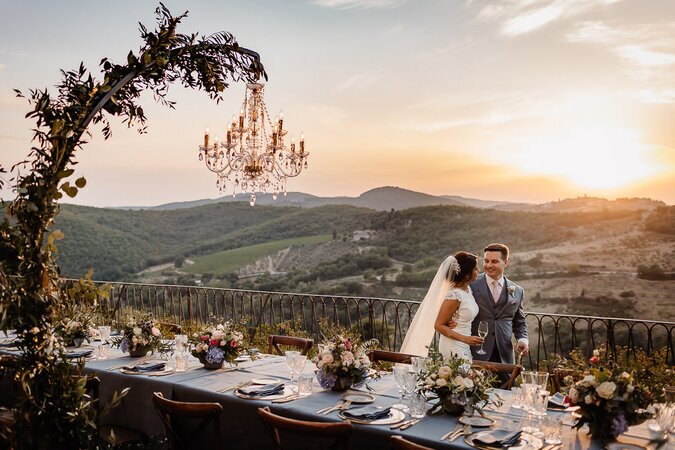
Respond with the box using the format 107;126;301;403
474;0;623;37
312;0;405;9
338;71;382;90
617;45;675;67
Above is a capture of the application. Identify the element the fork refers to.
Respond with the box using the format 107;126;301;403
441;423;463;440
317;401;343;415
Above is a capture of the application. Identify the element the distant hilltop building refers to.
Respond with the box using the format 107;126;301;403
352;230;376;241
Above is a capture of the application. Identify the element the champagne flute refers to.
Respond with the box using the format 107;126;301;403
476;321;488;355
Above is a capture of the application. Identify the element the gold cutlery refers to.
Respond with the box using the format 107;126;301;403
399;419;422;430
391;419;415;430
218;381;251;393
317;401;343;415
441;423;463;440
272;394;302;403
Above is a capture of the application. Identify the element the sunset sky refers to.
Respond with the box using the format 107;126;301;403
1;0;674;207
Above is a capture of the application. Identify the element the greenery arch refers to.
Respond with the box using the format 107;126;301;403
0;4;266;448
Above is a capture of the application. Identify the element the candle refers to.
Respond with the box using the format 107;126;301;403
291;136;295;153
204;128;209;147
299;133;305;154
226;124;232;145
278;111;284;133
239;109;244;129
272;132;277;147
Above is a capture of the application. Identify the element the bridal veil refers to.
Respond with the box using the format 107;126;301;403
399;255;456;356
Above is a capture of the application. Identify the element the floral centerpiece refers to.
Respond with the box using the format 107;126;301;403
189;322;246;369
55;316;93;347
557;347;656;443
314;334;378;391
416;350;500;416
112;313;170;357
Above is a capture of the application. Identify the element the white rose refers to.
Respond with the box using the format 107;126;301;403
322;354;334;364
581;375;597;386
453;375;465;390
151;327;160;337
424;377;435;387
593;349;600;357
438;366;452;378
463;378;474;389
341;351;355;366
585;394;594;404
626;384;634;393
596;381;616;400
569;387;579;403
436;378;448;387
133;327;142;336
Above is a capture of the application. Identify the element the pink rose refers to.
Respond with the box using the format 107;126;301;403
201;335;209;341
230;340;238;348
344;339;351;350
589;356;599;364
151;327;160;337
210;338;219;347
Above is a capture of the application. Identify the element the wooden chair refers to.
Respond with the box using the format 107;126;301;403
551;368;578;393
367;350;415;365
471;361;522;390
268;335;313;356
152;392;223;450
157;322;182;336
257;406;354;450
391;435;434;450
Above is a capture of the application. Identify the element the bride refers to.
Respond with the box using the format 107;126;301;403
400;252;483;361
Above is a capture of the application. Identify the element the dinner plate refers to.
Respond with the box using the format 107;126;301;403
464;430;542;450
120;366;174;376
234;386;294;401
338;407;405;425
234;355;251;362
605;443;647;450
458;415;495;427
251;377;280;385
342;392;376;404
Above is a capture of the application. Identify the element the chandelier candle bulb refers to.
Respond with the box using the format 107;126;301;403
204;128;209;147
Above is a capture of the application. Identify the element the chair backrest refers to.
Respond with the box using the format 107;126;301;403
157;322;182;336
268;335;313;356
551;368;577;393
152;392;223;450
367;350;415;365
391;435;434;450
471;361;522;390
257;406;353;450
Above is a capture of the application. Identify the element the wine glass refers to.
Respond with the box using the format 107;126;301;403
291;354;307;386
476;321;488;355
285;350;300;383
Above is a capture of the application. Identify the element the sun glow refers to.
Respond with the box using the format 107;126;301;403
511;124;659;190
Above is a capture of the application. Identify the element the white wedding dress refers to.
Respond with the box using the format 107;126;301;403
438;287;479;362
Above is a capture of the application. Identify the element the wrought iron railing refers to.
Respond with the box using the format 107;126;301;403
81;280;674;369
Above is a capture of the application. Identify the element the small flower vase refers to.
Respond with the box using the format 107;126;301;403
73;337;84;348
128;347;150;357
331;376;354;392
203;360;224;370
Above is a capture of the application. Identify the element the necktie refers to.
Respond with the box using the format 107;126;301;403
491;280;501;303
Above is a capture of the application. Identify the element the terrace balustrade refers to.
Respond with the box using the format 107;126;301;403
73;280;674;369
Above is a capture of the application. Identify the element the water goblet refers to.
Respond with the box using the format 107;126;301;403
532;388;549;417
392;363;411;411
534;371;550;391
411;356;430;375
298;374;314;396
476;321;488;355
511;386;523;409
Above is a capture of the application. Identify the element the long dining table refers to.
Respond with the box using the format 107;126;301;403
78;347;662;450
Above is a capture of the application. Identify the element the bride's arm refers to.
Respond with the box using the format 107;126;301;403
434;299;484;346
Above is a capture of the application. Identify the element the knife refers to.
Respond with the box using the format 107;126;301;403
441;424;463;440
400;419;421;430
391;419;414;430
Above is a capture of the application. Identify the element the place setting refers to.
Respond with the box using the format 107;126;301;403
119;361;175;376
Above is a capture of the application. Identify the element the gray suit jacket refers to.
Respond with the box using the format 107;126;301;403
469;273;527;364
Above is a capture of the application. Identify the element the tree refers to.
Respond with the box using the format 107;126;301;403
0;4;265;448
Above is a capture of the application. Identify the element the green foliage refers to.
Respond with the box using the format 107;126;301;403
0;3;265;448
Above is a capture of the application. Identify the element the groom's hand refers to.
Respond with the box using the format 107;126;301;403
515;341;529;356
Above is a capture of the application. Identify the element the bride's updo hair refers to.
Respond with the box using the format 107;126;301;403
447;251;478;283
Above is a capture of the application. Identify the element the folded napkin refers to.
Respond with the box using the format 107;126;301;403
122;362;166;372
474;430;522;448
342;406;391;421
238;383;285;397
65;349;93;359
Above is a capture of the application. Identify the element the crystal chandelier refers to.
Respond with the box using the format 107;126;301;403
198;83;308;206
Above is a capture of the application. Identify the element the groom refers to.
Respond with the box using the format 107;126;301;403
470;243;528;364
